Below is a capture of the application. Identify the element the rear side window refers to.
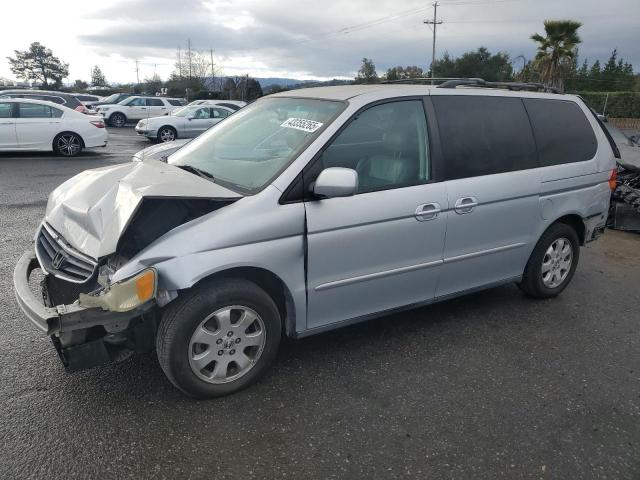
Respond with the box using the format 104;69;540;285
0;102;12;118
167;99;183;106
18;103;56;118
147;98;164;106
433;96;538;180
523;99;597;165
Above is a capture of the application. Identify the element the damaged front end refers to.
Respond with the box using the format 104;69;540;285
14;159;242;372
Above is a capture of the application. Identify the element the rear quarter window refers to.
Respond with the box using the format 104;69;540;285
167;99;183;106
432;95;538;180
523;98;597;165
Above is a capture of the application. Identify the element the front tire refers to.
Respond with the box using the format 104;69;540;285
157;126;177;142
520;223;580;298
109;112;126;127
156;279;282;398
53;132;83;157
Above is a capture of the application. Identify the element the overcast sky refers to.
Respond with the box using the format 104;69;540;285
1;0;638;84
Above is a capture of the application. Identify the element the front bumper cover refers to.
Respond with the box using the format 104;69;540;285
14;250;149;336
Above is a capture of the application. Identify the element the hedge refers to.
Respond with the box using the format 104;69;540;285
570;91;640;118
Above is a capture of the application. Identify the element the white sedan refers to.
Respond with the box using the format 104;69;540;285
0;98;108;157
135;104;234;142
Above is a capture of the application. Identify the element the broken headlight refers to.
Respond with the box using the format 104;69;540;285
79;268;157;312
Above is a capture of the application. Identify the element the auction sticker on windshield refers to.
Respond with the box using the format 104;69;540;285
280;118;324;133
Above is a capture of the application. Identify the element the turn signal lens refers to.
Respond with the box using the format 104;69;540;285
135;270;156;303
609;169;618;191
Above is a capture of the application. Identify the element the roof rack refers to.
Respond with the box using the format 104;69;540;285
381;77;560;94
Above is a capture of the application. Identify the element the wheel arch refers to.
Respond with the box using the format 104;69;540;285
191;266;297;338
549;213;586;245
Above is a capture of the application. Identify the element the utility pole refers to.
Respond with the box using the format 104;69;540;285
135;59;140;87
424;2;443;84
210;48;215;90
187;38;192;80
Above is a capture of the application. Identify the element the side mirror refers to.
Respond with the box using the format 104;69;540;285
313;167;358;199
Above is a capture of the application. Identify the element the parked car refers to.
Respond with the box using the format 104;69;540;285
95;96;185;127
90;92;137;108
136;104;234;142
0;98;107;156
132;139;191;162
73;94;102;108
186;100;247;111
0;89;88;113
14;83;617;398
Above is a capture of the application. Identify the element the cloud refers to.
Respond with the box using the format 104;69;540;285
76;0;639;79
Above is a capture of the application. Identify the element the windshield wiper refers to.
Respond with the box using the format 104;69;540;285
177;165;216;181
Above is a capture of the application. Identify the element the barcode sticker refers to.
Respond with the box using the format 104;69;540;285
280;118;323;133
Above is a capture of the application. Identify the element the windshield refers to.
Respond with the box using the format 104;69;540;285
101;93;121;104
172;105;200;117
168;97;345;193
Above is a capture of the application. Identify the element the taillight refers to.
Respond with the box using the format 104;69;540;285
608;168;617;191
90;120;105;128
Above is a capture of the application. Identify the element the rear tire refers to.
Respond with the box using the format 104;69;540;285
53;132;83;157
520;223;580;299
156;279;281;398
109;112;126;127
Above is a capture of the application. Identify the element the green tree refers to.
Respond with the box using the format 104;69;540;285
384;65;424;81
433;47;514;81
354;58;379;84
73;79;88;90
7;42;69;88
91;66;107;87
530;20;582;91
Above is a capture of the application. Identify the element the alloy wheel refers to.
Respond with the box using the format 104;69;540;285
188;306;266;384
541;237;573;288
56;134;81;156
159;128;176;142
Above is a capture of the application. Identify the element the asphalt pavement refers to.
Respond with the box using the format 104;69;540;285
1;128;639;479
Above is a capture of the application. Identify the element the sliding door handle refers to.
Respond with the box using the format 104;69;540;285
454;196;478;214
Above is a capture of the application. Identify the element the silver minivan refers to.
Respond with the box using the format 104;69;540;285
14;82;618;397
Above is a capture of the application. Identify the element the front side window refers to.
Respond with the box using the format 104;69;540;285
314;100;429;193
433;95;538;180
523;98;597;165
18;103;55;118
212;108;229;118
147;98;164;107
0;102;12;118
169;97;345;193
194;108;211;119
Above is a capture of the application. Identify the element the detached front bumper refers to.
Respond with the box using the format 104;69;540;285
14;250;157;371
14;250;145;335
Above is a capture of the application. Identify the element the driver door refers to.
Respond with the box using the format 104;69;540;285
304;99;447;330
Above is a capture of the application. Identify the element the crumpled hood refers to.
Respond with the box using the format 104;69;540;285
45;159;241;259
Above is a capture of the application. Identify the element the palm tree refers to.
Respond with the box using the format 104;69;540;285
531;20;582;91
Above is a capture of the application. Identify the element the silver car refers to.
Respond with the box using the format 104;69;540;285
14;83;618;398
135;104;234;142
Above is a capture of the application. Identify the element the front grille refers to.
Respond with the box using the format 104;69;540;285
36;223;98;283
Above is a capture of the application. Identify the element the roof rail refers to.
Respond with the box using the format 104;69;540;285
381;77;482;84
437;78;560;94
381;77;560;93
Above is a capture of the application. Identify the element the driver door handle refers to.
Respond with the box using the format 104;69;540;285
454;196;478;214
415;202;441;221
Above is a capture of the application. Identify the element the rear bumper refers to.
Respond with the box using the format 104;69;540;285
584;212;608;243
14;250;148;336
